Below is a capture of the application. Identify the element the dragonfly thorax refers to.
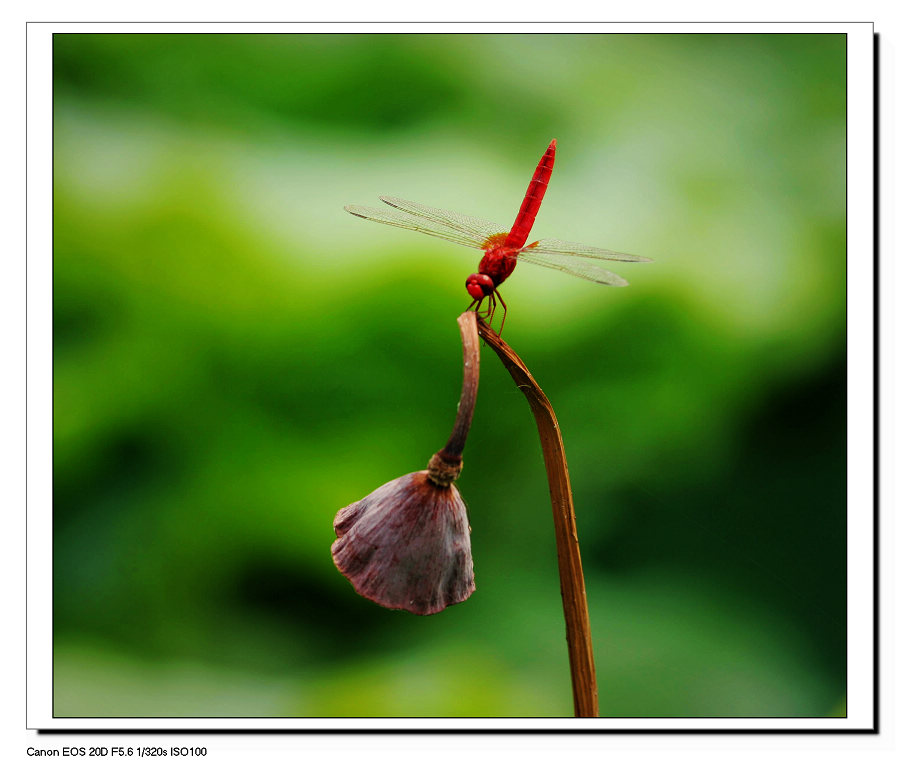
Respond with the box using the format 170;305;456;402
467;245;519;301
478;246;518;286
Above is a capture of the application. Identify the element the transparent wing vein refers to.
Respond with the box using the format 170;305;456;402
344;197;509;250
379;196;508;243
516;251;630;286
523;238;654;263
343;205;485;250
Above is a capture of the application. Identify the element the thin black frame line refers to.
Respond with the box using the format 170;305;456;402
35;29;870;36
871;31;881;736
25;21;878;25
25;18;30;730
50;30;56;723
36;27;874;733
37;728;876;736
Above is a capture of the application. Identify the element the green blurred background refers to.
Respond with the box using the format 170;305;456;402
52;33;846;718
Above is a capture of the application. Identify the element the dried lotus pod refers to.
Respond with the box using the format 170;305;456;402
331;311;480;616
332;469;474;615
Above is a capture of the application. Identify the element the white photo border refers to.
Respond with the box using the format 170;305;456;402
26;20;876;732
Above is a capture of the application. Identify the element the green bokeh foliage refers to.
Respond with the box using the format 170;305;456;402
53;32;846;717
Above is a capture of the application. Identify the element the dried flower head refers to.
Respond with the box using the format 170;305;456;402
332;460;474;615
331;312;480;615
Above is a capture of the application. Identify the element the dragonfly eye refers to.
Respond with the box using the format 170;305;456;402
465;273;494;301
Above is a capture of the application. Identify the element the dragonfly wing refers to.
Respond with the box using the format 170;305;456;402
524;238;654;263
344;203;489;250
516;249;630;286
379;196;509;247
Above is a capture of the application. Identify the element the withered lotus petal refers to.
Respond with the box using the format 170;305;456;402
331;471;475;616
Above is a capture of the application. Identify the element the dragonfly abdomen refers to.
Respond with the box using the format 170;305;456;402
504;139;556;250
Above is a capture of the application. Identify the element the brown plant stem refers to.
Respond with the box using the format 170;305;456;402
440;311;481;461
476;318;599;718
427;311;480;487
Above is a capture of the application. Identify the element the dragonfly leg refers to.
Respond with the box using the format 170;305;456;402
486;294;497;328
467;297;489;322
494;290;508;336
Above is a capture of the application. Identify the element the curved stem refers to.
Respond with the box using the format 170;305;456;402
440;310;481;461
476;318;599;718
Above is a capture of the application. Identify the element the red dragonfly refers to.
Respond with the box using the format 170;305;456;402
345;139;652;331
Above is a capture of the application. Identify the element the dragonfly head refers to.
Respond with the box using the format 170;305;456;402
465;273;495;302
